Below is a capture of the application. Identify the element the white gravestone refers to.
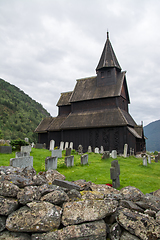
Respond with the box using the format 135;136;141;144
123;144;128;158
60;141;64;150
10;156;33;168
65;142;69;150
25;138;29;142
49;140;55;151
143;156;147;166
100;146;104;154
65;156;74;167
45;157;57;170
88;146;92;153
69;142;73;150
148;155;151;164
111;150;117;159
95;147;99;154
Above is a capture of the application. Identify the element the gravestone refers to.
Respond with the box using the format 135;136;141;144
130;148;134;156
0;146;12;154
95;147;99;154
69;142;73;150
102;151;110;159
123;144;128;158
25;138;29;142
78;145;83;154
88;146;92;153
158;152;160;160
45;156;57;170
35;143;46;149
111;150;117;159
155;156;158;162
66;148;71;156
51;149;62;158
31;142;34;148
10;156;33;168
148;155;151;164
15;152;30;158
110;160;120;188
100;146;104;154
81;154;88;165
65;156;74;167
60;141;64;150
49;140;55;151
21;145;31;153
143;156;147;166
64;142;69;150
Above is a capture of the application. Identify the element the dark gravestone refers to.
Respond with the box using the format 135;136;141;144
66;148;71;156
102;151;110;159
110;160;120;188
155;156;158;162
0;146;12;154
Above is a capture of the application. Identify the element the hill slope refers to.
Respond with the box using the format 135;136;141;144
0;78;51;142
144;119;160;152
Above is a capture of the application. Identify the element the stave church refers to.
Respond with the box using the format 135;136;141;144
35;32;146;154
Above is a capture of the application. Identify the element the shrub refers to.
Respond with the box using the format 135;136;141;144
10;139;29;151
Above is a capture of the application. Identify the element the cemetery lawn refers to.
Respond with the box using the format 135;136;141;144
0;148;160;194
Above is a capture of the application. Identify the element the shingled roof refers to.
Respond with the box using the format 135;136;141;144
56;91;72;106
35;117;55;133
69;71;129;103
96;32;121;71
60;108;136;130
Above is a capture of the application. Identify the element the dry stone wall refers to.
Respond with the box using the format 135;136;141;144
0;166;160;239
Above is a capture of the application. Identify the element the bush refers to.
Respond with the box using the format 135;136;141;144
154;151;158;155
10;139;29;151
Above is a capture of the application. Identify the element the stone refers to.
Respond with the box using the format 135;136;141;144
59;220;107;240
45;156;57;170
124;144;128;158
0;216;6;232
90;184;120;195
100;146;104;154
116;207;160;240
78;145;83;154
31;231;59;240
6;201;62;232
148;155;151;164
69;142;73;150
110;160;120;188
95;147;99;153
155;155;158;162
0;196;19;216
73;179;92;191
49;140;55;150
21;145;32;153
0;146;12;154
0;180;20;197
119;200;144;213
111;150;117;159
62;199;118;226
109;222;121;240
59;141;64;150
41;189;69;205
10;156;33;168
15;152;30;158
81;190;104;200
1;174;34;188
51;149;62;158
67;189;82;201
35;143;46;149
88;146;92;152
65;148;71;156
102;151;110;159
0;231;31;240
120;186;144;202
120;231;140;240
17;186;41;205
81;154;88;165
52;179;81;191
65;155;74;167
64;142;69;150
143;155;147;166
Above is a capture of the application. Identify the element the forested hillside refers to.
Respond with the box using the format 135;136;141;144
0;78;51;142
144;119;160;152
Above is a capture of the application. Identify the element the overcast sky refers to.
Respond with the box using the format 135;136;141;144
0;0;160;127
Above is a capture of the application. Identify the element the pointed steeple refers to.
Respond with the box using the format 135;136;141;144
96;32;121;71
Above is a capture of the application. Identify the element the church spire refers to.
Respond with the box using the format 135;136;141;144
96;32;121;71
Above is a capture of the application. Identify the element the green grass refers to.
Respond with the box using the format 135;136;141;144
0;148;160;194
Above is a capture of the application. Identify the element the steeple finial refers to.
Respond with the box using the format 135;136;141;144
107;31;109;39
